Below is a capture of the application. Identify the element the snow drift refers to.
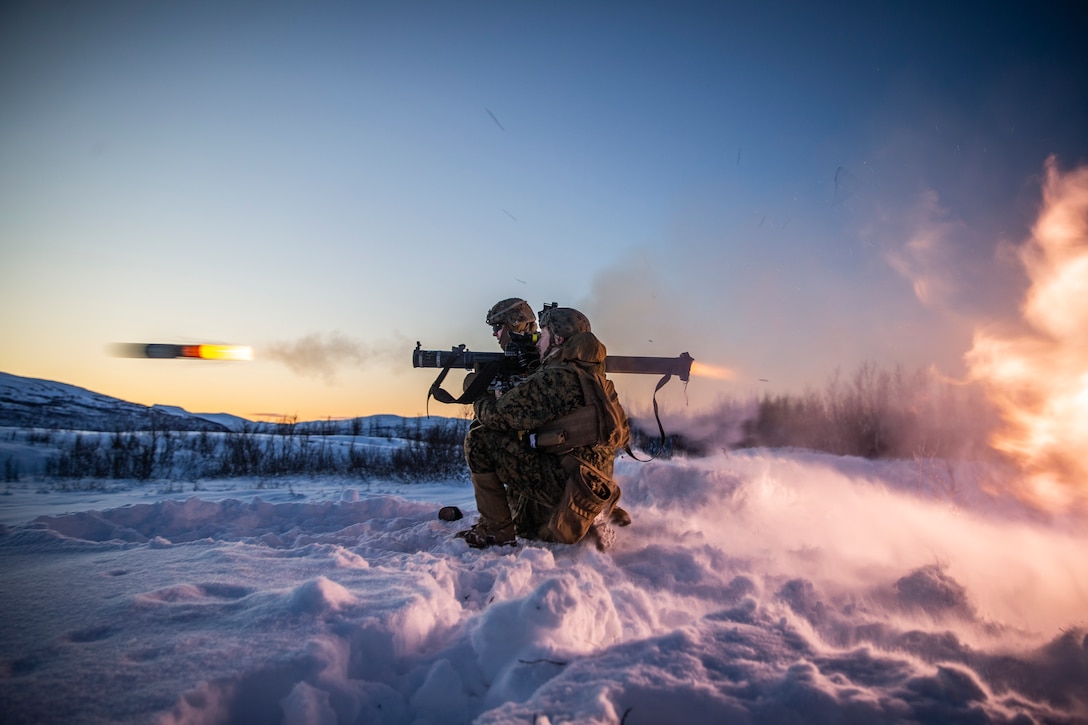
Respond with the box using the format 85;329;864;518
1;450;1086;724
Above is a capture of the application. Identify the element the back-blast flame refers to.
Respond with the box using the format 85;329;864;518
965;157;1088;514
690;361;737;381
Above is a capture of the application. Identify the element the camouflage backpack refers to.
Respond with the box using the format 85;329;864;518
576;365;630;452
532;363;630;454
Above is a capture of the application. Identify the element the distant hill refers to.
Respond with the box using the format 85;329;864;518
0;371;238;432
0;371;456;436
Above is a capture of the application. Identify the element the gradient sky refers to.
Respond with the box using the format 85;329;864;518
2;1;1085;421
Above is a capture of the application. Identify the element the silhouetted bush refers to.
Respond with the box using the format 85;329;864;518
3;456;20;482
40;417;471;483
628;427;709;459
634;362;995;461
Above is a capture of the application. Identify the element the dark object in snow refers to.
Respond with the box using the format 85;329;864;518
438;506;463;521
456;524;517;548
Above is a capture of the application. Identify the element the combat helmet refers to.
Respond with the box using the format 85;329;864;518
485;298;537;334
538;303;591;339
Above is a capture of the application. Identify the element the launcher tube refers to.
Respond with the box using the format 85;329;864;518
603;352;694;382
412;343;693;381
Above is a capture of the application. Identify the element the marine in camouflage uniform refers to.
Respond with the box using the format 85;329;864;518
458;299;538;547
466;298;537;421
461;305;623;547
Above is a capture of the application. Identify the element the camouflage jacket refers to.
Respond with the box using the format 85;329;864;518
475;331;615;473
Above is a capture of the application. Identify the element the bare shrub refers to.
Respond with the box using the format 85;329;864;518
40;417;471;483
637;362;996;461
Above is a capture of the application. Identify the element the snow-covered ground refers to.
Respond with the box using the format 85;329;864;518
1;448;1086;724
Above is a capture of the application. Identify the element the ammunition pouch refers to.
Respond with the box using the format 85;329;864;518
531;406;599;454
545;455;616;544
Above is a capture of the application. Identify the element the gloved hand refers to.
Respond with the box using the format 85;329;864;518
516;346;539;372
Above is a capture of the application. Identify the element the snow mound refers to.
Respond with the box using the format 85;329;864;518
1;450;1086;724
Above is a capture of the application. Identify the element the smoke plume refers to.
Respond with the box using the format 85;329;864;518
262;332;398;384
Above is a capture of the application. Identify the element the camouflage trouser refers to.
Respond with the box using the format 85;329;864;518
463;423;566;539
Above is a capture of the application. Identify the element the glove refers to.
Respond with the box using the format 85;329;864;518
516;346;539;372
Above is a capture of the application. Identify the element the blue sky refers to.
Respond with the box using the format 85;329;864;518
1;1;1085;420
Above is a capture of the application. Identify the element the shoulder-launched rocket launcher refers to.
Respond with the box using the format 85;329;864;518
411;342;693;382
413;341;695;442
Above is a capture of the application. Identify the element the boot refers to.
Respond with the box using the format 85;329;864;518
511;495;549;539
610;506;632;527
456;472;517;549
605;485;632;527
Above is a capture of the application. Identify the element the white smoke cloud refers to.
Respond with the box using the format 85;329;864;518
881;188;971;308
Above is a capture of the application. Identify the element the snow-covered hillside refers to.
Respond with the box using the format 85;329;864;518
0;372;468;481
0;372;236;432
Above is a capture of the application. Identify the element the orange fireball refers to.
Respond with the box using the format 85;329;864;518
966;157;1088;513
